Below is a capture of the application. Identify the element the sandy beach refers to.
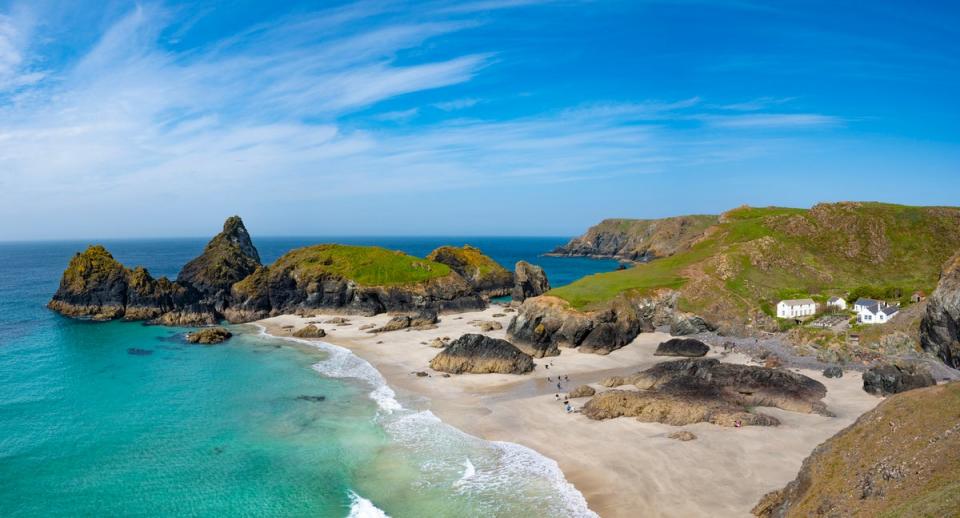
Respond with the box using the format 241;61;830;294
258;306;881;518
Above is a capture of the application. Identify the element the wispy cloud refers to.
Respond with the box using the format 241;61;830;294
432;98;482;111
705;113;842;129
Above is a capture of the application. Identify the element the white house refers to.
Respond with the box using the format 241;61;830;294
853;298;882;314
827;296;847;311
858;302;899;324
777;299;817;319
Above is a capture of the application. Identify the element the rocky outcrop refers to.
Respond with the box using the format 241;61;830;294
550;215;718;261
654;338;710;357
367;310;439;333
506;292;679;357
583;390;781;427
628;358;832;416
427;245;514;297
511;261;550;302
822;366;843;378
862;363;935;396
47;245;208;323
186;327;232;344
753;382;960;518
225;245;485;322
293;324;326;338
176;216;261;313
428;334;534;374
919;251;960;368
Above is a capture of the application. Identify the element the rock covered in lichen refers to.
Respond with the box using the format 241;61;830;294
920;251;960;368
292;324;326;338
176;216;261;312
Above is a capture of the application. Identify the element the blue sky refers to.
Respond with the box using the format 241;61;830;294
0;0;957;239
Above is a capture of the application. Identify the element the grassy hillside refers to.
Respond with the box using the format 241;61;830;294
549;203;960;330
427;245;510;278
551;214;718;260
268;244;452;286
754;382;960;518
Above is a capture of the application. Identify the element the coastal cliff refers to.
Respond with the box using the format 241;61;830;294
49;218;492;325
550;215;717;261
225;244;485;322
919;251;960;368
426;245;514;297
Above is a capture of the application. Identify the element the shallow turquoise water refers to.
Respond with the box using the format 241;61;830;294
0;238;614;517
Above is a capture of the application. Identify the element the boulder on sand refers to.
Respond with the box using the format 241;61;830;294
654;338;710;357
862;363;935;396
511;261;550;302
293;324;326;338
822;365;843;378
429;334;534;375
582;389;780;427
569;385;596;398
369;310;439;333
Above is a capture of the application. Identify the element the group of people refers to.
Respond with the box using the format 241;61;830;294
548;370;574;413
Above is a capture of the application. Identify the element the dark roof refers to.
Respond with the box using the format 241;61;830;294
855;298;880;306
882;305;900;316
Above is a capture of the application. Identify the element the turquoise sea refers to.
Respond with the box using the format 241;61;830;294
0;237;617;517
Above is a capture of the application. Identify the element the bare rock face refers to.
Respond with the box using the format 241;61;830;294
654;338;710;357
429;333;534;374
629;358;832;416
427;245;514;297
862;363;935;396
919;251;960;368
506;292;679;357
511;261;550;302
753;383;960;518
177;216;261;313
293;324;326;338
186;327;232;344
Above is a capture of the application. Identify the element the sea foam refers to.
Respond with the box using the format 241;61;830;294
256;324;597;517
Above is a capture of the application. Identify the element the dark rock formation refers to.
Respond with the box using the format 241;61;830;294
511;261;550;302
669;314;716;335
654;338;710;357
568;385;596;398
427;245;514;297
582;389;781;427
753;383;960;518
549;216;718;261
177;216;261;313
919;251;960;368
225;246;484;322
428;333;534;374
293;324;326;338
186;327;232;344
627;358;832;416
822;366;843;378
862;363;935;396
506;293;678;357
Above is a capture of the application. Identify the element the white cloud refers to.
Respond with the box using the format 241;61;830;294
705;113;842;129
432;98;482;111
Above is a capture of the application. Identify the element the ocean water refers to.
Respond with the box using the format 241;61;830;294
0;237;617;517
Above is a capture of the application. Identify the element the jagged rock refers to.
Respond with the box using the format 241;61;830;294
629;359;832;416
186;327;232;344
507;293;679;357
600;376;627;388
669;314;716;335
668;430;697;441
822;365;843;378
177;216;261;313
469;320;503;332
753;383;960;517
568;385;596;398
429;334;534;374
293;324;326;338
654;338;710;357
582;389;781;427
920;251;960;368
862;363;935;396
427;245;514;297
511;261;550;302
549;216;718;261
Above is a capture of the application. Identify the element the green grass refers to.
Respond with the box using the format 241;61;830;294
273;244;452;286
548;203;960;319
426;245;508;277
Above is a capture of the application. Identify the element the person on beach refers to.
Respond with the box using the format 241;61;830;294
565;403;572;413
556;382;562;390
